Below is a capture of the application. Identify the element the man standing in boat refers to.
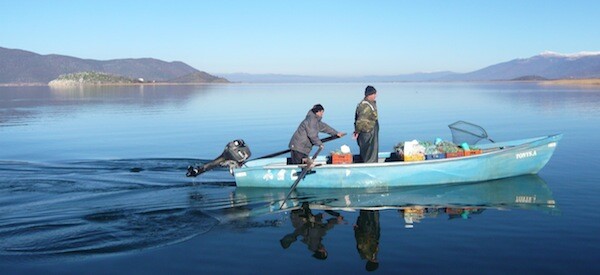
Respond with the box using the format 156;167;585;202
354;86;379;163
289;104;345;164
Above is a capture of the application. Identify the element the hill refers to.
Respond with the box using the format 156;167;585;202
168;71;229;83
0;47;224;84
511;75;549;81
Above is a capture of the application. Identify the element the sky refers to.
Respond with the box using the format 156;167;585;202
1;0;600;76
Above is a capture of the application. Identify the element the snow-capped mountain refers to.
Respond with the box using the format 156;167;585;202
444;51;600;81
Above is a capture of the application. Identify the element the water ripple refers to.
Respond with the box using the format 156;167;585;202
0;158;236;259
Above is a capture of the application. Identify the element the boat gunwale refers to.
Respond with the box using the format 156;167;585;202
242;134;561;170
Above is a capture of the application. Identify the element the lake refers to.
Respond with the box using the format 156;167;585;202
1;83;599;274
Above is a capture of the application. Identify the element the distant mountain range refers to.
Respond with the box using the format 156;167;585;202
218;71;458;83
442;51;600;81
0;47;227;84
220;51;600;83
2;46;600;84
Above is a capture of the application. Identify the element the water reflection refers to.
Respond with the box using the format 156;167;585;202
0;85;216;127
225;175;556;267
279;202;344;260
488;87;600;116
399;205;486;228
354;210;380;271
232;174;557;215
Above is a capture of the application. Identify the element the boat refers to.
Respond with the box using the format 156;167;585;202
232;134;561;188
186;121;562;188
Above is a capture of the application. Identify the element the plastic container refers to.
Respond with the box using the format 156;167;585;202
446;151;465;158
331;153;352;164
464;149;482;156
425;153;446;160
403;154;425;162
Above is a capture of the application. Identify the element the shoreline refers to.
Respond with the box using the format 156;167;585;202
539;78;600;86
0;82;231;87
2;78;600;87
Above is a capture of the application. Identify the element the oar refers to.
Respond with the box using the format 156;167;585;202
279;145;324;210
252;134;342;161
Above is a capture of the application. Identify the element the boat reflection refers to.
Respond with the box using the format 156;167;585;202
230;174;558;220
204;175;556;270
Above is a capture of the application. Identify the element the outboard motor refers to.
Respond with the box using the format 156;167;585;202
186;139;251;177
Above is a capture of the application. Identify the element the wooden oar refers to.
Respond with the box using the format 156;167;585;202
252;134;342;161
278;145;323;210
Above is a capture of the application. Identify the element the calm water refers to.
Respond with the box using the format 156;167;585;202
1;83;599;274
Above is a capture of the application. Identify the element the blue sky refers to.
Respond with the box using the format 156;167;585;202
1;0;599;76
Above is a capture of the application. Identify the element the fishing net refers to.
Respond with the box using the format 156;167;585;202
448;121;492;144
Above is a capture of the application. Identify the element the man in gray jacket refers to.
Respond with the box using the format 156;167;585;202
289;104;345;164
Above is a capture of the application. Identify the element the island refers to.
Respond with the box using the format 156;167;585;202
48;72;138;86
48;71;230;87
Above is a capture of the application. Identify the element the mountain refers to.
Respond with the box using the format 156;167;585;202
223;52;600;83
361;71;458;82
0;47;221;84
443;51;600;81
219;71;458;83
3;46;600;84
218;73;335;83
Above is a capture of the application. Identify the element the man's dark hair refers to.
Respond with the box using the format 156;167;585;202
311;104;324;114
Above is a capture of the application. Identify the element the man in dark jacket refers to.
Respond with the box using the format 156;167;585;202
353;86;379;163
289;104;345;164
